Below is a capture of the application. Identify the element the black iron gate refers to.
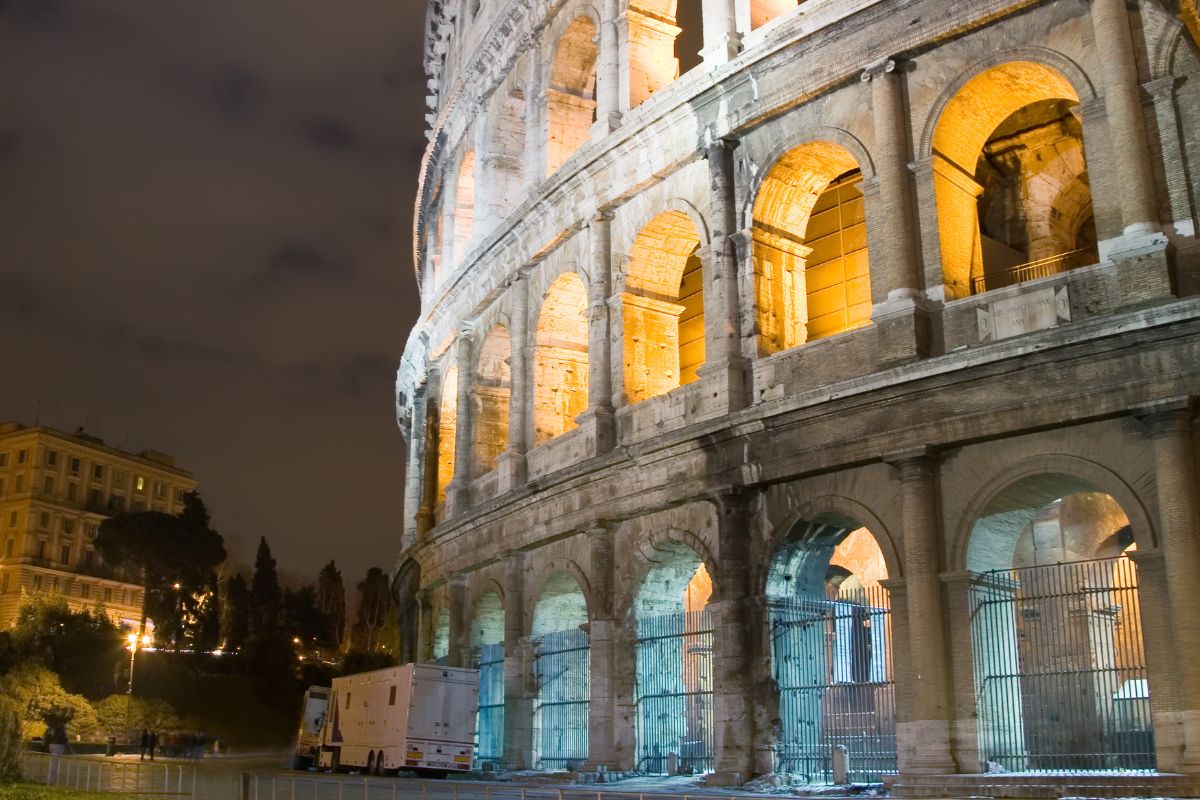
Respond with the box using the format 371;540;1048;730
769;585;896;784
635;609;714;774
969;556;1154;772
532;627;589;770
473;642;505;768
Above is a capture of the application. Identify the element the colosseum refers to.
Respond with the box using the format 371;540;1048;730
394;0;1200;793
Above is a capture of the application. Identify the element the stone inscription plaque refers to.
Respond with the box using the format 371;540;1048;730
977;285;1071;342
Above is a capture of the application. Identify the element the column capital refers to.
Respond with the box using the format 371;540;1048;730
884;445;940;472
705;136;740;158
1136;398;1195;436
860;57;903;82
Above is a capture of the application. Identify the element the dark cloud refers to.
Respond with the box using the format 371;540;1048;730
211;67;260;123
300;118;360;153
0;0;427;585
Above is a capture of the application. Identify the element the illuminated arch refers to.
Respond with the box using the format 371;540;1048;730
473;325;511;475
436;363;459;505
929;60;1097;298
547;17;598;175
534;272;590;445
751;140;871;354
621;210;705;404
453;149;476;266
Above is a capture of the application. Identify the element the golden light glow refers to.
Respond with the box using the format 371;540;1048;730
752;141;868;353
436;364;459;504
546;17;597;175
534;272;590;445
472;325;512;475
622;210;704;404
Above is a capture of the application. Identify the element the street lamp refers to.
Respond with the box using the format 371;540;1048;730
126;631;151;694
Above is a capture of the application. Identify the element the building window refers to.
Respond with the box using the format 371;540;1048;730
83;549;94;569
46;450;57;467
18;449;27;464
135;476;145;492
5;538;12;558
36;540;46;559
80;583;90;599
0;478;5;495
103;587;113;602
69;458;80;475
155;482;165;498
114;470;126;486
67;483;77;501
85;523;98;539
92;464;102;480
44;476;54;495
14;475;23;493
114;588;124;604
62;518;74;535
0;453;7;467
32;575;42;590
8;511;15;527
60;545;70;565
88;488;102;508
39;512;49;529
108;495;124;512
1;573;8;593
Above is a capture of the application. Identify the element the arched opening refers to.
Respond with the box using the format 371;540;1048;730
488;82;527;220
473;325;511;476
766;516;895;783
674;0;704;76
453;150;476;267
622;210;704;404
966;477;1153;771
393;560;421;665
749;0;800;30
534;272;590;445
531;571;590;770
547;18;598;175
632;543;714;774
751;142;870;355
432;605;451;664
436;364;459;507
931;62;1097;299
470;591;506;767
627;0;703;106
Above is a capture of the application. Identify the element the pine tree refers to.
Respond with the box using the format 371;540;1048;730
317;561;346;651
248;537;282;638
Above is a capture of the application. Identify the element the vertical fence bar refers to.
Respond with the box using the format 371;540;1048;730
533;628;590;769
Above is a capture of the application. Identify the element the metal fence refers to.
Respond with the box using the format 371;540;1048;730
21;751;197;796
971;245;1099;294
635;609;714;775
768;585;896;784
969;556;1154;772
474;641;506;768
532;627;590;770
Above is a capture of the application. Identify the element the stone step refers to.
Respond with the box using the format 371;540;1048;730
889;772;1200;799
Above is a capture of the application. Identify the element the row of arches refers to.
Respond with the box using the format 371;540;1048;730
429;0;863;287
428;58;1101;498
413;471;1150;776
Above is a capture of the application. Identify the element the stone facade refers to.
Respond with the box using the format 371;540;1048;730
398;0;1200;790
0;422;198;631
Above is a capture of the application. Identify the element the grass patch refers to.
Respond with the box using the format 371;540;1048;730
0;779;160;800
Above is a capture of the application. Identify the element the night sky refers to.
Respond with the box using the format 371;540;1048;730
0;1;427;587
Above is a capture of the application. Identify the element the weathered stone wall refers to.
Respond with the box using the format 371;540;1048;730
397;0;1200;787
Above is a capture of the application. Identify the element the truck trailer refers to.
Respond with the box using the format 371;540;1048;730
315;663;479;775
293;685;330;769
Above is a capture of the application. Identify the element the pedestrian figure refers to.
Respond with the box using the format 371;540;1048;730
148;730;157;761
139;728;150;761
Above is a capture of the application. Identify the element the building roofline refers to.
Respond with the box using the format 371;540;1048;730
0;421;196;480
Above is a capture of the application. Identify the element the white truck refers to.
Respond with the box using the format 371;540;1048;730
293;685;331;769
315;663;480;775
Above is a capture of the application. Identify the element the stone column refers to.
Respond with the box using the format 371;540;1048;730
581;212;617;453
1091;0;1160;236
447;329;475;515
499;273;530;492
1127;548;1184;772
473;119;493;239
448;573;470;668
1143;406;1200;771
526;36;548;182
1145;77;1199;242
861;58;929;365
594;0;623;136
701;0;739;65
402;382;428;550
938;572;981;772
890;449;956;774
709;491;754;784
416;365;441;541
699;140;747;413
503;551;532;769
418;590;435;664
586;525;617;768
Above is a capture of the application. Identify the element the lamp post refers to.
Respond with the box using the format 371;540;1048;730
124;630;151;738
